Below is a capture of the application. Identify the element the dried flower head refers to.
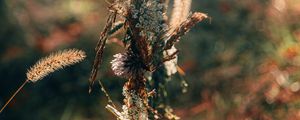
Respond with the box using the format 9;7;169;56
88;0;208;119
26;49;86;82
111;51;146;78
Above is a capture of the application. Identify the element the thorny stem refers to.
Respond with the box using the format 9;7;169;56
0;80;29;113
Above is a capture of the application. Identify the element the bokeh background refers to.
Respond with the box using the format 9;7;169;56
1;0;300;120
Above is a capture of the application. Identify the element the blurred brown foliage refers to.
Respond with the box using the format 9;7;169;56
1;0;300;120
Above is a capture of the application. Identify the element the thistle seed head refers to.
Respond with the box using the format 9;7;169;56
111;51;145;78
26;49;86;82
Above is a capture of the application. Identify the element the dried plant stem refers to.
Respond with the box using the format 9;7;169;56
0;80;29;113
98;80;116;108
105;104;125;120
89;12;117;93
165;12;208;50
88;0;207;119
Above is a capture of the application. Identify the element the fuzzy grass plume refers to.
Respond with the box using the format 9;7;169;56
169;0;192;31
26;49;86;82
0;49;86;113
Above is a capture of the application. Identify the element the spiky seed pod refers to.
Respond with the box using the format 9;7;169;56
26;49;86;82
111;51;146;78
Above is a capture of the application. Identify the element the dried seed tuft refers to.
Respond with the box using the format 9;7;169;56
26;49;86;82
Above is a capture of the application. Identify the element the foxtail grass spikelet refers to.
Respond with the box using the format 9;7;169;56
169;0;192;30
26;49;86;82
0;49;86;113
